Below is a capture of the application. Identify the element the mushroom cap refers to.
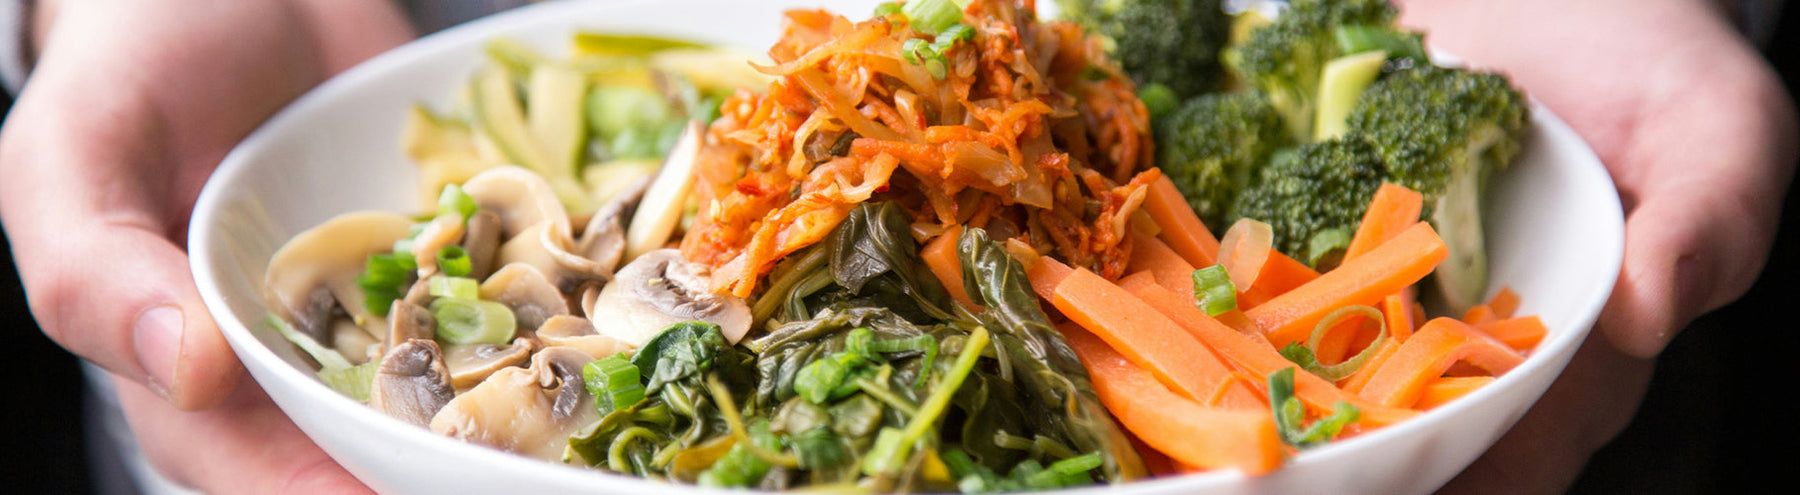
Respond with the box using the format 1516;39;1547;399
368;339;457;427
478;263;571;331
264;211;414;341
461;166;571;240
428;346;598;461
587;249;752;346
536;314;633;360
443;338;535;390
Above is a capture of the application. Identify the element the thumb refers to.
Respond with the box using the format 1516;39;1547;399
9;219;243;411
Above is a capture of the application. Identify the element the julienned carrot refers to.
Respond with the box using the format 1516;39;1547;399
1127;231;1198;299
1487;286;1520;319
1338;337;1402;395
1237;252;1321;310
1143;174;1220;268
1461;305;1498;327
1117;275;1417;427
1343;183;1424;261
1414;376;1495;410
1052;266;1265;410
1383;290;1416;341
1026;255;1074;302
922;226;976;310
1358;318;1525;408
1478;315;1548;351
1247;222;1448;347
1062;324;1284;475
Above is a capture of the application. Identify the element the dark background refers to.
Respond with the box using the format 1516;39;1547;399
3;8;1798;495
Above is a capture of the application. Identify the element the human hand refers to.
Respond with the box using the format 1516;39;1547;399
1391;0;1798;492
0;0;411;491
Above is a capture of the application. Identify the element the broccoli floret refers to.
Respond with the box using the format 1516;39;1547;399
1156;90;1290;231
1347;65;1530;310
1228;137;1387;265
1224;0;1400;141
1057;0;1231;99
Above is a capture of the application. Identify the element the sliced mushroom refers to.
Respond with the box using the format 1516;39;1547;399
410;211;467;276
536;314;634;359
429;347;598;461
498;220;607;292
369;339;456;427
573;175;652;277
460;165;571;240
443;338;534;390
330;319;379;366
264;211;413;342
479;263;570;331
387;300;437;349
463;209;503;280
587;248;752;346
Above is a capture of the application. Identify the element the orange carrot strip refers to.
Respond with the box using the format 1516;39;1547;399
921;226;976;310
1343;183;1425;261
1063;324;1283;475
1026;255;1074;302
1478;315;1549;351
1143;174;1220;268
1358;318;1525;408
1237;252;1320;310
1246;222;1448;347
1338;337;1402;395
1052;267;1265;410
1462;304;1498;327
1127;231;1199;299
1117;275;1417;427
1487;286;1521;319
1383;290;1416;341
1414;376;1496;410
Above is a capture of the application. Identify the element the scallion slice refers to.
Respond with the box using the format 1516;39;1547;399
901;0;969;35
436;245;473;277
355;253;412;316
429;297;516;345
426;275;480;300
437;183;479;221
583;355;646;416
318;360;378;403
1269;367;1361;448
1192;264;1239;316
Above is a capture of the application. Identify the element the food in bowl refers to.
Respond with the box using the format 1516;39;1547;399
257;0;1553;492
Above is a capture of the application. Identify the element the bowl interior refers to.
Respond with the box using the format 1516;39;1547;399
188;1;1622;494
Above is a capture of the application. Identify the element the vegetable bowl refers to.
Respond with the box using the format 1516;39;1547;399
187;0;1623;494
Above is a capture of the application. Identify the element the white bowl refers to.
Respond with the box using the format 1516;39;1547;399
188;1;1624;493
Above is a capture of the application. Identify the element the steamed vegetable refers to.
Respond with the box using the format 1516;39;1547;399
1057;0;1232;99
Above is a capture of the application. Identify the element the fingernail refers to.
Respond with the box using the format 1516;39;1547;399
134;306;184;399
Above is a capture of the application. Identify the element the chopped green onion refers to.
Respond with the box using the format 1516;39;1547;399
873;1;903;18
1280;305;1389;381
318;361;378;403
436;245;473;277
1192;264;1238;316
437;183;479;221
902;37;934;65
936;23;974;44
901;0;969;35
868;333;938;387
1269;367;1361;448
429;297;516;345
583;355;646;416
355;253;412;316
1305;227;1354;270
794;353;860;404
427;275;480;300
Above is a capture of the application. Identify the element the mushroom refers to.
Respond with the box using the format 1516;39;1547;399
572;175;651;278
442;338;534;390
478;263;570;331
409;212;467;276
463;209;503;280
586;248;752;346
429;346;599;461
264;211;413;343
368;339;456;427
460;165;571;240
536;314;633;360
497;220;608;292
387;299;437;349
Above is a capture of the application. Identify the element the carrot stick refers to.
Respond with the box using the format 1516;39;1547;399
1246;222;1448;347
1062;324;1284;475
1478;315;1548;351
921;226;976;310
1357;318;1525;408
1117;275;1417;427
1413;376;1495;410
1337;337;1402;395
1383;290;1416;341
1487;286;1520;319
1052;267;1265;410
1143;174;1220;268
1237;252;1320;310
1127;231;1198;299
1343;183;1425;261
1025;255;1074;302
1461;304;1498;327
